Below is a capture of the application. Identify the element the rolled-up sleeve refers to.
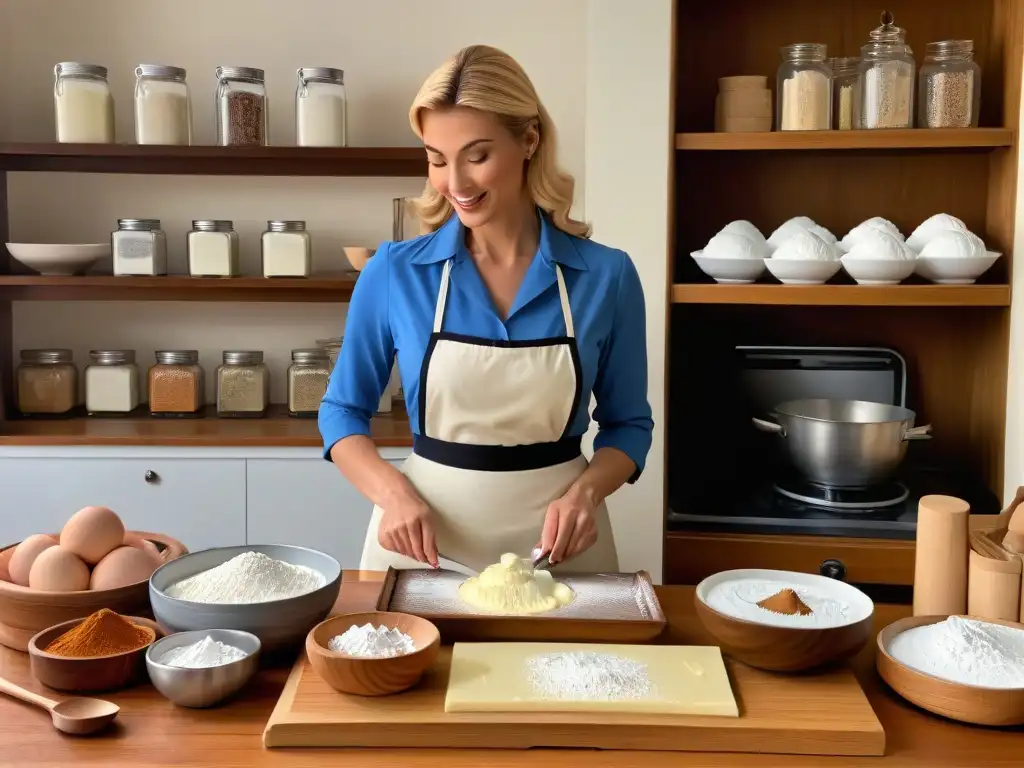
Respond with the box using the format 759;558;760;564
319;243;394;460
591;252;654;483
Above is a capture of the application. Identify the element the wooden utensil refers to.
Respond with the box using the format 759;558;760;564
0;675;118;735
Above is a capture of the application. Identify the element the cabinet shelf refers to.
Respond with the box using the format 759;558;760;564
671;283;1012;307
0;404;413;447
675;129;1014;151
0;143;426;177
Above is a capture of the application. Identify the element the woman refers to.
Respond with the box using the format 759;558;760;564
319;44;653;574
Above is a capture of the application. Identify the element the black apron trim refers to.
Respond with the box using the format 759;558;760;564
414;434;583;472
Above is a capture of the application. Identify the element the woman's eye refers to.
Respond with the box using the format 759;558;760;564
428;160;446;168
468;155;488;164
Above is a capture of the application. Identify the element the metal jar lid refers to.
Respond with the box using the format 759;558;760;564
89;350;136;365
135;64;187;81
292;348;329;363
297;67;345;85
216;66;265;84
155;350;199;365
20;349;74;364
223;350;264;365
55;62;108;80
192;220;234;232
118;218;162;231
267;220;307;232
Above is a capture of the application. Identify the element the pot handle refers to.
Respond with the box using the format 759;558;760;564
903;424;933;441
752;417;785;436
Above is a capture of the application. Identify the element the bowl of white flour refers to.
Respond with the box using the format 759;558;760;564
694;568;874;672
149;545;341;653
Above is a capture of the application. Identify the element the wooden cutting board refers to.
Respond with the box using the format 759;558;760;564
263;646;885;755
445;641;738;716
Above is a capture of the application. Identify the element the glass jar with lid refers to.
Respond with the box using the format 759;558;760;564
296;67;347;147
54;62;115;144
216;66;268;146
148;350;205;417
262;220;311;277
17;349;78;416
85;350;139;416
918;40;981;128
188;220;240;277
134;64;192;145
776;44;832;131
830;57;862;131
112;218;168;276
858;11;916;129
287;348;331;417
216;350;270;418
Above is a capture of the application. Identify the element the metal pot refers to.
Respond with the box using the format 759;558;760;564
752;399;932;488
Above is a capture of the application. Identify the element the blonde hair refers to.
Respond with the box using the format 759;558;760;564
408;44;590;239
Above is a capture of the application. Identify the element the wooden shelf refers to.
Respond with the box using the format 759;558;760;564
0;143;426;177
0;274;360;302
0;404;412;447
675;129;1015;151
671;283;1012;307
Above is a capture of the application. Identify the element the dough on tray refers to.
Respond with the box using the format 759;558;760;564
458;553;575;615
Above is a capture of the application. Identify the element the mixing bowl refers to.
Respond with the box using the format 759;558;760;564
146;629;261;708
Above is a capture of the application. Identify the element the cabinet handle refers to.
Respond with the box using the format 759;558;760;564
820;559;846;581
144;470;160;485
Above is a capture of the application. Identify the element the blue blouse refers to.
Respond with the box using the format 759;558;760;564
318;210;655;480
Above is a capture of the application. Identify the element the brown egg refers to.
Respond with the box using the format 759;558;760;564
28;545;90;592
122;532;163;565
8;534;58;586
0;546;15;582
60;506;125;565
90;546;159;591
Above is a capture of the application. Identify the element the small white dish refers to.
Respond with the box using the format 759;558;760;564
764;258;842;285
691;251;766;284
840;256;918;285
914;251;1002;284
6;243;109;276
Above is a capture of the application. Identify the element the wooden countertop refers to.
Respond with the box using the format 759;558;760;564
0;571;1020;766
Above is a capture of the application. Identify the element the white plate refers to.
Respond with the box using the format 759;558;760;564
764;257;842;285
840;255;918;285
914;251;1002;284
6;243;109;276
691;251;766;284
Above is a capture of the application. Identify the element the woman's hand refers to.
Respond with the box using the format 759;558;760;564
378;494;439;568
537;486;598;565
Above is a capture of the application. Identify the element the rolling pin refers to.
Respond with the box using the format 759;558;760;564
913;495;970;616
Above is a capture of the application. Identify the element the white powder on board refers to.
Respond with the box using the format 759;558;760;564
328;623;416;658
158;636;248;669
704;578;855;628
888;616;1024;689
165;551;325;604
525;652;656;701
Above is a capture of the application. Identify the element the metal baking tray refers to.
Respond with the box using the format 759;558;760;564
374;567;667;643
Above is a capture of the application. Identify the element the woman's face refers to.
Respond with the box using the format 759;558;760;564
421;106;537;228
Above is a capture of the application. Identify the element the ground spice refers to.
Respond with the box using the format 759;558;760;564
44;608;154;658
223;91;265;146
148;361;204;417
757;588;813;616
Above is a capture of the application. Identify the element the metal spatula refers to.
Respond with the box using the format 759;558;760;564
436;554;478;577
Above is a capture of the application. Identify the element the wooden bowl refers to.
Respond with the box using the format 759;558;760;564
876;614;1024;726
28;615;164;692
694;568;874;672
306;611;440;696
343;246;375;271
0;531;186;652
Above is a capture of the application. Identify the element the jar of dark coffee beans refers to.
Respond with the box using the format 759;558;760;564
215;66;268;146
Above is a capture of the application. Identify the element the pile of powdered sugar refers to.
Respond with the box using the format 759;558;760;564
888;616;1024;689
328;623;417;658
524;651;656;701
158;636;248;669
704;577;855;628
165;551;326;604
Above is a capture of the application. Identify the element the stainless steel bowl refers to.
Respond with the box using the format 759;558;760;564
146;629;261;708
752;398;932;488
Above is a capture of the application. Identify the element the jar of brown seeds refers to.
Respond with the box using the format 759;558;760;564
918;40;981;129
215;66;267;146
148;350;205;417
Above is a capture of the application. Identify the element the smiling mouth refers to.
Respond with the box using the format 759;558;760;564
452;192;487;210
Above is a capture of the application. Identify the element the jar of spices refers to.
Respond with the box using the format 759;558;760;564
53;62;114;144
262;221;311;277
216;66;268;147
296;67;347;147
112;219;168;276
216;351;270;418
287;348;331;417
188;220;240;277
85;350;139;416
830;57;861;131
134;64;192;145
858;11;916;129
148;350;204;418
16;349;78;417
919;40;981;129
776;44;832;131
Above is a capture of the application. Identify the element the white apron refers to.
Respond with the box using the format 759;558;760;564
360;258;618;574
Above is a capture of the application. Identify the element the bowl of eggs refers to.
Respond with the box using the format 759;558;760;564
905;213;1002;284
0;506;187;651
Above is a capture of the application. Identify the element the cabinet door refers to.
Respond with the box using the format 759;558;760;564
0;458;246;552
246;458;403;569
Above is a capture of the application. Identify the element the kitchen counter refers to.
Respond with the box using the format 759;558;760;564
0;571;1020;767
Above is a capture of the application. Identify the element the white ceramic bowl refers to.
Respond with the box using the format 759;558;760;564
840;256;918;285
6;243;109;276
764;258;842;285
914;251;1002;284
691;251;766;284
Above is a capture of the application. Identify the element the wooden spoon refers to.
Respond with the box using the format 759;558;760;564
0;675;118;735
